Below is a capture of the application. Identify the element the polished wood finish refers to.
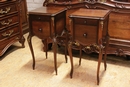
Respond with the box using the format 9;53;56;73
43;0;130;57
27;7;68;75
0;0;25;56
21;0;28;34
68;8;110;85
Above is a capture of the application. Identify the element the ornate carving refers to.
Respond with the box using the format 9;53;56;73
0;7;11;14
83;44;103;53
1;19;12;25
2;30;14;37
115;48;126;57
100;21;104;29
69;41;104;54
51;17;54;27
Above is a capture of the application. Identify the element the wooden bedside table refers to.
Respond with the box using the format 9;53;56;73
68;8;110;85
27;7;67;75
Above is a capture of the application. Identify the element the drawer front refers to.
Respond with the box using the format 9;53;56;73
32;21;50;39
74;18;98;26
0;14;19;30
0;25;19;41
30;15;50;21
109;12;130;40
74;24;98;45
0;4;17;17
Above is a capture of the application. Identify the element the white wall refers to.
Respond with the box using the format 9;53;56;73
26;0;45;11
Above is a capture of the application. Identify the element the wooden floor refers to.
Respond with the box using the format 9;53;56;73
0;33;130;87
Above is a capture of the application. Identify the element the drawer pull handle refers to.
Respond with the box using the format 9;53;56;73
1;19;12;25
83;33;87;38
2;30;14;37
38;28;42;32
0;7;11;14
84;21;87;24
38;17;41;20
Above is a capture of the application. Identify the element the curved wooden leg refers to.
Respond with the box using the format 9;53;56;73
64;29;69;63
103;37;109;70
42;38;52;52
103;48;107;70
27;34;35;70
97;46;103;85
68;42;73;78
53;37;57;75
79;45;82;66
42;39;48;59
64;38;68;63
19;35;25;48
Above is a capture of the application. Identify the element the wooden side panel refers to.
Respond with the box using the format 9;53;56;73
21;0;28;33
108;12;130;40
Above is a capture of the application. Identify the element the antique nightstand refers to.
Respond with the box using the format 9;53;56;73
68;8;110;85
27;7;67;75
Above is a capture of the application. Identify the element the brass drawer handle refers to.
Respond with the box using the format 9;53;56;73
38;28;42;32
38;17;41;20
84;21;87;24
83;33;87;38
1;19;12;25
112;8;119;12
73;41;80;46
2;30;14;37
0;7;11;14
66;6;72;9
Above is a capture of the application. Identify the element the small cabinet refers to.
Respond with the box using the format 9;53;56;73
68;8;110;85
27;6;67;74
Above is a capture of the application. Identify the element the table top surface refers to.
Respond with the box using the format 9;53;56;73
29;6;66;16
69;8;110;20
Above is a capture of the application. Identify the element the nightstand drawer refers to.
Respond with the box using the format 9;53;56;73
74;18;98;26
32;21;50;39
31;15;50;21
74;24;97;45
0;14;19;30
0;25;19;41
